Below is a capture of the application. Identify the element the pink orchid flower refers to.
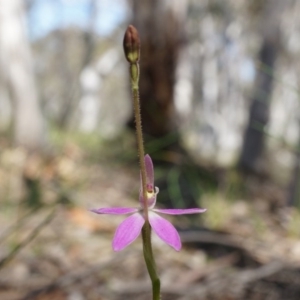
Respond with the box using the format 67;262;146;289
91;154;206;251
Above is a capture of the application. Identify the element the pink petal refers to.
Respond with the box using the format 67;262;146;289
148;212;181;251
139;154;158;208
90;207;138;215
153;208;207;215
144;154;154;186
113;213;145;251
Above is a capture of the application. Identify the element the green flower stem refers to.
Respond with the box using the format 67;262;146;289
142;222;161;300
125;25;161;298
133;80;161;299
131;63;149;220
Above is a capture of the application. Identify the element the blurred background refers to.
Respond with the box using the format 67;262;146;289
1;0;300;299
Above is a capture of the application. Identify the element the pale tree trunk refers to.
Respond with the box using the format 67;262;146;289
56;0;97;129
288;118;300;207
0;0;47;150
288;66;300;207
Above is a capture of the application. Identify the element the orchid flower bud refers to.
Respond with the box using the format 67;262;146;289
123;25;140;64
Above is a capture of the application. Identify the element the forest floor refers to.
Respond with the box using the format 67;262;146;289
1;141;300;300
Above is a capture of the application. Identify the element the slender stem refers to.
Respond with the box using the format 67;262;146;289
131;65;160;299
142;222;161;300
131;63;149;220
133;84;160;299
125;29;161;298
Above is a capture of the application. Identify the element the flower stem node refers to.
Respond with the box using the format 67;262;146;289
90;155;206;252
123;25;140;64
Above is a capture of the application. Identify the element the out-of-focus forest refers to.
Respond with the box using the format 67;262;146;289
1;0;300;299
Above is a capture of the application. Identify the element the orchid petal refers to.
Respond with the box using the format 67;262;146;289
90;207;138;215
139;154;159;208
145;154;154;186
112;213;145;251
153;208;207;215
148;212;181;251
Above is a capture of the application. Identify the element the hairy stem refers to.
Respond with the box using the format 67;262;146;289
132;82;149;219
125;26;161;299
142;222;161;300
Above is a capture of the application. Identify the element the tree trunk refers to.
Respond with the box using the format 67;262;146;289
288;121;300;207
130;0;185;142
128;1;217;209
239;0;284;173
57;0;97;129
0;0;47;150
